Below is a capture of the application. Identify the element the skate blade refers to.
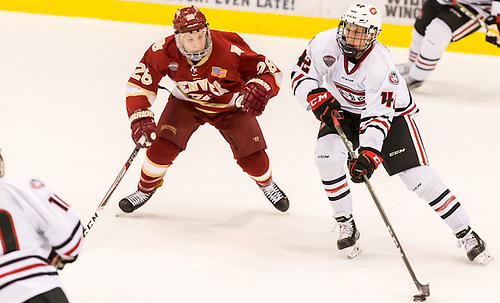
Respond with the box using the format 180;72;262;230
115;210;128;217
474;250;493;265
343;243;360;259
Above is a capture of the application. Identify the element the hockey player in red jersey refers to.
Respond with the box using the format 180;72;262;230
291;2;492;264
0;151;84;303
119;6;289;213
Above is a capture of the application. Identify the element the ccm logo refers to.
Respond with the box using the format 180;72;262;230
310;92;329;109
389;148;405;157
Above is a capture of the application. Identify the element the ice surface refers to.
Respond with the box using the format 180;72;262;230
0;11;498;303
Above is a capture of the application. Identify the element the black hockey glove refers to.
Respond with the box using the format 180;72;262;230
306;88;343;129
485;15;500;47
347;147;383;183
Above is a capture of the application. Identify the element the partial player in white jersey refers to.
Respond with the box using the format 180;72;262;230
291;2;492;264
397;0;500;88
0;151;84;303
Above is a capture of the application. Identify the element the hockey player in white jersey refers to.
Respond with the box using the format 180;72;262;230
291;2;492;264
397;0;500;88
0;151;84;303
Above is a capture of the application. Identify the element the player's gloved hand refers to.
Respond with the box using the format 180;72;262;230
347;147;383;183
485;15;500;47
49;251;76;270
236;80;272;116
129;109;157;147
306;87;343;129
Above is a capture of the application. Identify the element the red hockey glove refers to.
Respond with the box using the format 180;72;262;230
306;88;343;129
485;15;500;47
236;79;272;116
347;147;383;183
129;109;157;147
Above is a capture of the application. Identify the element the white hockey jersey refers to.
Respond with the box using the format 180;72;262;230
291;28;419;152
0;178;83;303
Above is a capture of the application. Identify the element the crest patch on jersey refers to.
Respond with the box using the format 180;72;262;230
211;67;227;78
168;62;178;71
30;179;45;189
323;55;336;67
389;71;399;85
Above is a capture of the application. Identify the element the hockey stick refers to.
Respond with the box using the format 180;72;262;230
330;111;430;302
83;134;146;237
450;0;500;46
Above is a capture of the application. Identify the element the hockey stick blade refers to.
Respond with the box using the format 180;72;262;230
83;135;146;237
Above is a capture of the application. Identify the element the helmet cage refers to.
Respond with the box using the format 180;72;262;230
337;21;379;59
336;2;381;59
174;27;212;61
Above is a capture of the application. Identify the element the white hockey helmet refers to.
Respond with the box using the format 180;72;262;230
0;149;4;177
337;2;382;58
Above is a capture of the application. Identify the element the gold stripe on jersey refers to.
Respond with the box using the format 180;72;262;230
126;82;157;97
176;89;236;110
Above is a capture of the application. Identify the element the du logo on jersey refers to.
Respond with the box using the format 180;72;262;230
211;67;227;78
190;65;198;76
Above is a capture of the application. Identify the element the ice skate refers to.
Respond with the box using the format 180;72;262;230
403;75;423;89
396;62;411;76
455;226;493;265
259;181;289;212
335;214;360;259
118;190;156;213
119;180;163;213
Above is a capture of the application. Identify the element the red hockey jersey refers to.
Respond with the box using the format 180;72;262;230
126;30;282;115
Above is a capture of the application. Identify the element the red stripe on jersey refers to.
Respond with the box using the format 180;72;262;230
407;116;428;165
399;103;417;116
0;210;20;254
371;118;390;132
291;73;304;88
344;45;374;75
334;83;365;106
64;237;82;256
435;196;456;212
0;263;50;279
325;182;348;193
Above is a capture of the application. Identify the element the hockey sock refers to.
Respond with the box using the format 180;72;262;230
315;135;353;215
399;166;470;231
408;28;424;65
138;138;180;193
410;19;451;81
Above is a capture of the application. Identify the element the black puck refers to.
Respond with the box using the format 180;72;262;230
413;294;427;302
